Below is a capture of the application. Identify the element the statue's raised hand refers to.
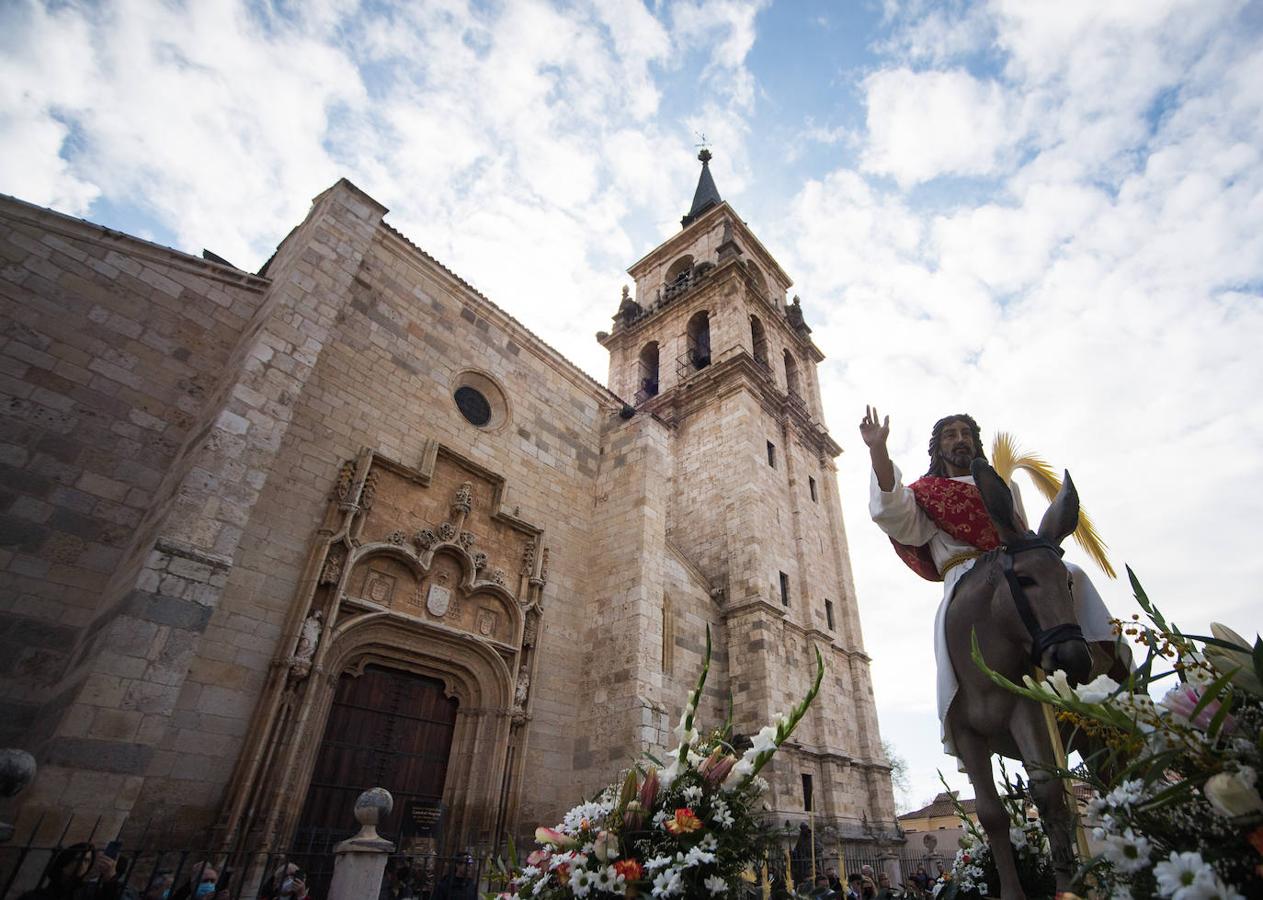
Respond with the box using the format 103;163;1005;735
859;405;890;449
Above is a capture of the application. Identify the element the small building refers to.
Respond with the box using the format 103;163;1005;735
897;791;978;856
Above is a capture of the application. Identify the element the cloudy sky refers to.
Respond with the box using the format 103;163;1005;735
3;0;1262;813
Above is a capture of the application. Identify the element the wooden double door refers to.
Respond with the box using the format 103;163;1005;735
295;665;459;845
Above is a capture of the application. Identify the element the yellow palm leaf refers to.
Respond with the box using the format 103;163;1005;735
991;432;1116;579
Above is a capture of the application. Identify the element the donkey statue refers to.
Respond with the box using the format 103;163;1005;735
944;459;1094;899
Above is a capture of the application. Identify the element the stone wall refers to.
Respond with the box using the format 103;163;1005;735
0;176;895;850
0;193;269;749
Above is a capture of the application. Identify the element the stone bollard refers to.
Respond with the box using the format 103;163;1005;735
877;851;902;889
0;749;37;843
328;788;395;900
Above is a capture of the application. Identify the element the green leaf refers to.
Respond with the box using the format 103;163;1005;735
1186;668;1236;724
1180;633;1256;652
1127;565;1165;629
1207;691;1236;738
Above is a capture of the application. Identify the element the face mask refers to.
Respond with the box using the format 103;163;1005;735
195;882;216;898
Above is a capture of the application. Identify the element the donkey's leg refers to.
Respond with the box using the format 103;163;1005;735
1010;700;1078;893
954;727;1024;900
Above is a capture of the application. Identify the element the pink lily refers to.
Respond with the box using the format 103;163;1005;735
1160;685;1235;733
638;766;659;811
534;826;577;849
698;748;738;787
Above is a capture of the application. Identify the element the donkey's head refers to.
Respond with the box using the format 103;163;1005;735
971;459;1092;684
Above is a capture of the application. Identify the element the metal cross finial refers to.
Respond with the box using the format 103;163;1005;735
695;131;712;164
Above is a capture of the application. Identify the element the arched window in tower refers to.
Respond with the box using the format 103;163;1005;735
747;263;768;301
664;254;694;301
750;315;768;367
784;348;800;398
637;341;660;403
686;310;711;370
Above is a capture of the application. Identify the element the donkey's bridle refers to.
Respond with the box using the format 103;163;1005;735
999;535;1084;664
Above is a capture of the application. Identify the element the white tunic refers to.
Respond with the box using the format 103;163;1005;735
869;463;1117;758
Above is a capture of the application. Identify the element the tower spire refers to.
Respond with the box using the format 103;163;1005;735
681;147;722;228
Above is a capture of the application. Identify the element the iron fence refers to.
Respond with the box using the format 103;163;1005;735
0;820;485;900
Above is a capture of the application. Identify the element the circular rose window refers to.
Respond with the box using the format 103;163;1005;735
454;386;491;426
451;370;508;430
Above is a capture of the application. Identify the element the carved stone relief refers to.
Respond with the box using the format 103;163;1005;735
427;583;453;618
334;460;356;508
364;569;397;607
319;547;345;585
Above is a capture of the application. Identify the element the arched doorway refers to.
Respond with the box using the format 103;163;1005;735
294;665;459;881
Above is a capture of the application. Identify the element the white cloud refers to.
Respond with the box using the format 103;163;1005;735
0;0;771;368
861;68;1018;187
777;0;1263;808
670;0;770;110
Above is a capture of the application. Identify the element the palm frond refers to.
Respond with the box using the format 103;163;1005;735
992;432;1116;579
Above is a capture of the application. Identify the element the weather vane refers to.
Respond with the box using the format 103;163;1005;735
695;131;709;151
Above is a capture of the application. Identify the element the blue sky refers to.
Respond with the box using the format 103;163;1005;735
3;0;1263;816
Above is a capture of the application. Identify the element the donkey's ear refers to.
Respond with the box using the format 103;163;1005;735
971;458;1026;543
1037;470;1080;547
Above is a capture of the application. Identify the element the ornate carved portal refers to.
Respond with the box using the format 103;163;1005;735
217;444;548;859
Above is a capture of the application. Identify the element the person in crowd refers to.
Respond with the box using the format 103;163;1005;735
258;863;309;900
140;870;174;900
19;843;95;900
167;862;219;900
824;868;842;894
845;873;864;900
908;865;931;895
430;856;477;900
810;874;835;899
379;860;415;900
874;872;899;899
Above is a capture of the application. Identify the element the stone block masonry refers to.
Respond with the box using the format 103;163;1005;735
0;173;897;853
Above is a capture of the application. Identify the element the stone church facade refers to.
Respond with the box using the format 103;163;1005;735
0;155;897;858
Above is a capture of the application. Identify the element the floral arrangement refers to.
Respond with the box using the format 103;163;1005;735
969;568;1262;899
930;765;1055;900
494;629;823;900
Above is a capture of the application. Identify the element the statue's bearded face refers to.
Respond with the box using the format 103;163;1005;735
938;418;977;472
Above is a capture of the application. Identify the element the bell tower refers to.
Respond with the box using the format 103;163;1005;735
597;152;897;837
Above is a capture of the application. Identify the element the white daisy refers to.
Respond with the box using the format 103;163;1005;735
1154;851;1216;897
1101;829;1152;873
651;870;684;898
568;866;596;898
704;875;727;895
593;866;625;893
